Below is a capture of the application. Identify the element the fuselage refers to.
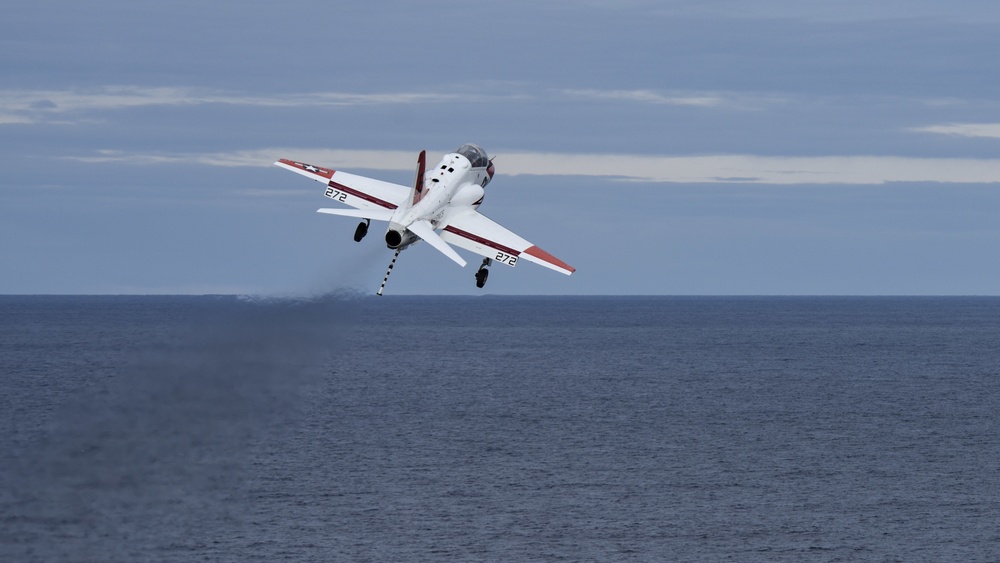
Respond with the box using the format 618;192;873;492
385;144;494;250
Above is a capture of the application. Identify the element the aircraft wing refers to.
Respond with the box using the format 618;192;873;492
440;210;575;275
275;159;409;213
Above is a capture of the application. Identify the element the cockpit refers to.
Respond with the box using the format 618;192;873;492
455;144;489;168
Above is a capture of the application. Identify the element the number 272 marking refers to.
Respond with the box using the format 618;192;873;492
495;251;517;266
325;187;347;202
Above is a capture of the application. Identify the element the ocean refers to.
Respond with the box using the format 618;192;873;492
2;296;999;561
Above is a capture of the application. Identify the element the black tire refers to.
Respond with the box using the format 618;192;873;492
475;268;489;288
353;222;368;242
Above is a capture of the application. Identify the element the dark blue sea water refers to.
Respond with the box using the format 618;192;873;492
2;296;999;561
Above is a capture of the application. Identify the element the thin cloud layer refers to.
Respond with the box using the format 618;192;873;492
0;87;487;125
1;85;759;127
561;89;726;107
65;149;418;170
65;148;1000;185
913;123;1000;139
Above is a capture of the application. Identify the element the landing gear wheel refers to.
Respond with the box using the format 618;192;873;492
475;267;489;288
354;219;370;242
475;257;492;289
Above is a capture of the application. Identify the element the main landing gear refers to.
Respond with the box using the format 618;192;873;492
475;258;491;288
354;219;370;242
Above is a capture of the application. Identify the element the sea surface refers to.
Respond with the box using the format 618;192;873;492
1;296;999;561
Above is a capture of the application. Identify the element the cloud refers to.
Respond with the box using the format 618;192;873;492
636;0;1000;23
912;123;1000;139
0;113;34;125
556;88;800;113
0;87;494;125
500;153;1000;184
63;149;418;170
561;89;726;107
64;148;1000;185
2;85;764;127
1;87;469;112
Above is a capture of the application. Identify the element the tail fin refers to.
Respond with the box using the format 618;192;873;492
411;150;427;205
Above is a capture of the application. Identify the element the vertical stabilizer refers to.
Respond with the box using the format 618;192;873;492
411;150;427;205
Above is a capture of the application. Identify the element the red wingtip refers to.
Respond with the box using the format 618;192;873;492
524;246;576;273
279;159;334;179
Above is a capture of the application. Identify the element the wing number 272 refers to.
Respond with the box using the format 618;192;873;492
324;187;347;202
495;251;518;266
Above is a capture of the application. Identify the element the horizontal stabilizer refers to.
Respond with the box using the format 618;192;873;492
408;220;467;267
317;208;395;221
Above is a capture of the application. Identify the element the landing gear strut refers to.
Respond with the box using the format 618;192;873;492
354;219;370;242
475;258;491;289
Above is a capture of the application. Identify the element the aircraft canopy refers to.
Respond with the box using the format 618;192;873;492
456;144;489;168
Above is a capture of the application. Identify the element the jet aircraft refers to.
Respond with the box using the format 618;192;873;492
275;144;575;294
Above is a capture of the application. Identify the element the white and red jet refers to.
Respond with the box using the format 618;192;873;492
275;144;575;294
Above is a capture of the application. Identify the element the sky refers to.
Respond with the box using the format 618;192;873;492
3;1;1000;295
